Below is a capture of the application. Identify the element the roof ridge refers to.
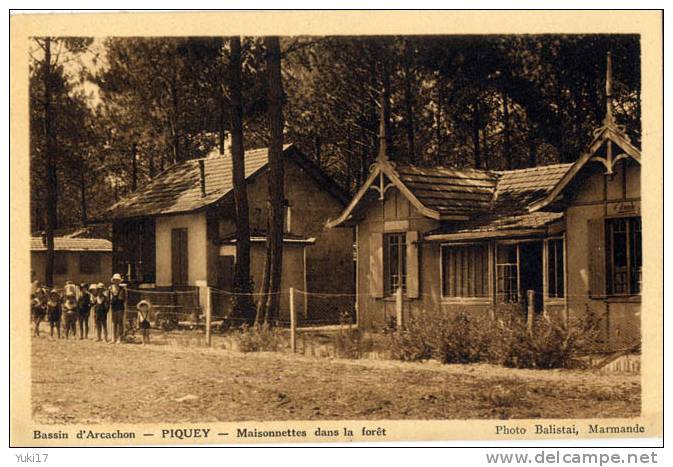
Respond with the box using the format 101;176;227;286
397;162;496;175
494;162;573;175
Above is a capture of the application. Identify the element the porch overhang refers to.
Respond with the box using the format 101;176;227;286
423;212;564;243
423;228;548;243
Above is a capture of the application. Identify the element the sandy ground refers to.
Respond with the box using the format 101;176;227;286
31;334;641;424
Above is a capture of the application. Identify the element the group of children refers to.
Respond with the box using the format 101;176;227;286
31;273;153;344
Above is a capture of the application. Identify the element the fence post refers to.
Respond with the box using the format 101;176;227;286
396;286;403;330
122;283;128;341
526;289;535;335
289;287;296;353
205;286;212;347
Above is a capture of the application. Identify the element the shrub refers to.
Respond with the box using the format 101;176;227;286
333;326;371;359
503;313;599;369
235;322;282;352
387;307;599;369
387;314;441;361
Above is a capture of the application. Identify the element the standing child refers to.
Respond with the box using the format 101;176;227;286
63;294;78;339
46;289;62;339
31;287;47;337
77;283;92;339
64;280;79;299
108;273;127;344
136;300;152;344
93;284;109;342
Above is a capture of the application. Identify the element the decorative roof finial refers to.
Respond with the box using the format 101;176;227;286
377;95;388;162
604;51;614;126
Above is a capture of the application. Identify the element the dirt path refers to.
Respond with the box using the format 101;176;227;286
31;335;640;424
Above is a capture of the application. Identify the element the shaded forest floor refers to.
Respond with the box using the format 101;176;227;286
31;335;640;424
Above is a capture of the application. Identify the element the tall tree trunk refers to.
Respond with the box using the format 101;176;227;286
402;40;415;163
42;37;57;287
481;126;489;170
528;137;538;167
149;152;155;178
131;142;138;191
261;36;285;323
435;75;443;164
346;133;353;193
170;77;180;163
359;121;367;186
79;163;88;225
313;134;322;166
472;102;482;169
381;50;393;158
229;36;254;322
503;96;513;170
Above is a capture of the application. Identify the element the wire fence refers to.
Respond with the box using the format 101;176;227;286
126;287;202;331
31;284;640;353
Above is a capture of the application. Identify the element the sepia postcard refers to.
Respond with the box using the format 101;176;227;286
9;10;663;446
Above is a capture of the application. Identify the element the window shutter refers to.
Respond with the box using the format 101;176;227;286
171;229;181;286
587;218;606;298
370;232;384;298
172;229;189;286
406;231;420;298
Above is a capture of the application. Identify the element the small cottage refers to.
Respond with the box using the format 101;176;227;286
31;236;113;287
94;144;354;321
328;105;641;350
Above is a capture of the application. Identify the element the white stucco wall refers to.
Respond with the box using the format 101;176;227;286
155;212;208;286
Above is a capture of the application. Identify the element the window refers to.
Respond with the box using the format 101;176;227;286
606;217;641;295
384;233;406;295
441;244;489;298
79;253;101;274
497;244;519;303
547;239;564;298
54;253;68;275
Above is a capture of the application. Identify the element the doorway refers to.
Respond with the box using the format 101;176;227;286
519;241;543;315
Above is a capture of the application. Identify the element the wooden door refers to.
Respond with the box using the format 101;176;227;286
216;255;235;291
171;228;189;286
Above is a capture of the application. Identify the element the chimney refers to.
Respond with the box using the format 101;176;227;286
198;159;206;197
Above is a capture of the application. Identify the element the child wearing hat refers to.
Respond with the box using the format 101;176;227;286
46;289;62;339
136;300;152;344
63;280;78;299
62;293;78;339
92;283;109;342
108;273;127;344
31;287;47;337
77;283;92;339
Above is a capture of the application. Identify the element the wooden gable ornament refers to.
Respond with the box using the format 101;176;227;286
529;52;642;213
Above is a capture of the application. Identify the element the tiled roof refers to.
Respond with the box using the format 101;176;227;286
31;237;112;252
494;163;573;214
100;147;274;221
395;162;572;218
396;165;497;216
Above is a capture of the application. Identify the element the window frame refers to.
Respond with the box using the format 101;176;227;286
439;242;491;302
606;216;642;296
495;242;520;304
383;232;407;297
545;237;565;301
